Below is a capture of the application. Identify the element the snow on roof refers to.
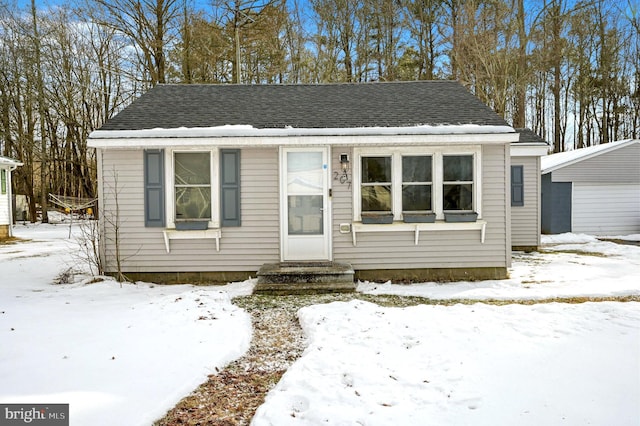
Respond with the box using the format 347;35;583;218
541;139;639;174
0;156;23;168
89;124;516;140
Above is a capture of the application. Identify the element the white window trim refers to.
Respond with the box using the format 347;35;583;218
165;148;220;229
353;146;482;221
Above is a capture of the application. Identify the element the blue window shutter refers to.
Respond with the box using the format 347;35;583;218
511;165;524;207
144;149;165;227
220;149;241;227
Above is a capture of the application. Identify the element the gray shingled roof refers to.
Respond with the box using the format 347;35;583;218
99;81;510;131
516;128;548;145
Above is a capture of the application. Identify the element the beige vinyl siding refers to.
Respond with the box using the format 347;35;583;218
99;148;279;274
99;142;511;275
332;144;509;271
511;156;541;247
550;142;640;183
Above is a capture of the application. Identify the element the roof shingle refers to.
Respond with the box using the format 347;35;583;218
99;81;510;131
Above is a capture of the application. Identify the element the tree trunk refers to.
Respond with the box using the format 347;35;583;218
31;0;48;222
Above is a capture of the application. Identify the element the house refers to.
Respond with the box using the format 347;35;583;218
541;139;640;235
88;81;547;287
0;156;23;239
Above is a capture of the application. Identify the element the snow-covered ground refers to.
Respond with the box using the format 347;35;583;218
0;221;253;425
1;220;639;425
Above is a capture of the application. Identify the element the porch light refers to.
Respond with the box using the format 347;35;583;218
340;153;350;172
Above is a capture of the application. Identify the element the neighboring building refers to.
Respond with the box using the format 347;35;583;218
88;82;545;285
541;139;640;235
0;156;23;239
512;129;549;251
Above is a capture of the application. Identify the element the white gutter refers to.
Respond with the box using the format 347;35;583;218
510;143;549;157
88;124;519;148
89;131;519;150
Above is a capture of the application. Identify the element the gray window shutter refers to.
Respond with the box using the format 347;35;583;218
511;165;524;207
220;149;241;227
144;149;165;227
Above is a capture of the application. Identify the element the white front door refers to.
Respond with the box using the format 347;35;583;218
280;147;331;261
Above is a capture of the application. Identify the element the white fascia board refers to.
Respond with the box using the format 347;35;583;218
88;132;519;149
510;143;550;157
89;124;516;140
0;157;23;170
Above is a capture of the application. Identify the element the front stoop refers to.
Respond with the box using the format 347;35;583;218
255;262;356;294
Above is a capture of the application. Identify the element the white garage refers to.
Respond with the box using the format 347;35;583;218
541;139;640;236
572;183;640;235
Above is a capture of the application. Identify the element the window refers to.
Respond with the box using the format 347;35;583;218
402;156;432;212
144;149;241;229
511;165;524;207
443;155;473;211
361;156;392;213
354;147;481;221
174;152;212;221
1;169;6;194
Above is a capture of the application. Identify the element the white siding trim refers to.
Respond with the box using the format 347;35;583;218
510;144;549;157
352;220;487;245
88;133;518;149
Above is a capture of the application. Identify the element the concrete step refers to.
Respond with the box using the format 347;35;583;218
255;262;356;295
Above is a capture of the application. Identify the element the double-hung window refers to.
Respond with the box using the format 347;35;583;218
174;152;212;222
402;155;432;213
443;155;474;211
361;156;392;214
355;147;480;221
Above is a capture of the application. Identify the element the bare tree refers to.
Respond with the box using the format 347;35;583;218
402;0;444;80
31;0;49;221
87;0;183;85
310;0;362;82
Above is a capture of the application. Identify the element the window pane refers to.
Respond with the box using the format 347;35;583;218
443;184;473;210
287;152;323;193
361;185;392;212
362;157;391;183
288;195;323;235
443;155;473;181
175;187;211;219
402;185;432;211
402;156;431;182
175;152;210;185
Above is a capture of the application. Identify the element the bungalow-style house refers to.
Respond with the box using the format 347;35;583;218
88;82;547;289
0;156;23;239
541;139;640;236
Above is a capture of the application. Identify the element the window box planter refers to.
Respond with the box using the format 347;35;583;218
361;213;394;224
403;213;436;223
444;212;478;223
175;220;209;230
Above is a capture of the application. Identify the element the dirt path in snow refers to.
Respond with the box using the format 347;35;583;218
154;297;308;425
